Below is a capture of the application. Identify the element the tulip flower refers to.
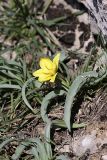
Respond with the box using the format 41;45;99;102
33;53;60;82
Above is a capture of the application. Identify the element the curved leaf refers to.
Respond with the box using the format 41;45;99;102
64;71;98;131
22;77;38;114
41;90;65;123
52;119;86;129
0;137;15;151
30;147;39;160
11;141;30;160
0;84;21;90
45;121;52;159
35;139;47;160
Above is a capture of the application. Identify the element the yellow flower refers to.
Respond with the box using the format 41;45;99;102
33;53;60;82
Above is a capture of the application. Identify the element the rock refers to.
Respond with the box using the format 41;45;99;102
78;0;107;40
102;155;107;160
1;51;16;61
72;131;98;156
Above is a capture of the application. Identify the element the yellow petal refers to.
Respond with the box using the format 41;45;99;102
33;67;52;75
39;57;53;70
53;52;60;69
50;73;57;82
33;69;43;77
42;68;51;74
33;69;52;82
38;74;51;82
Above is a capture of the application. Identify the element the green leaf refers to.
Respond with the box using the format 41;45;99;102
41;90;65;123
64;71;98;131
30;147;39;160
29;137;53;160
31;138;48;160
35;25;54;52
56;155;70;160
45;122;52;159
0;70;22;82
0;137;15;151
22;60;27;80
42;0;53;15
0;84;21;90
52;119;86;129
0;66;21;72
22;77;38;114
11;141;30;160
38;16;66;27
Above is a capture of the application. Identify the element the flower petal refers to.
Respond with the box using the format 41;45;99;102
33;69;52;82
42;68;51;74
39;57;53;70
33;53;60;83
38;74;51;82
33;69;43;77
50;73;57;82
53;52;60;69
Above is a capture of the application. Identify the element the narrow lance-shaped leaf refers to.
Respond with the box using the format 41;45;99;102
30;147;39;160
0;84;21;90
64;71;98;131
29;138;50;160
0;137;15;151
41;90;65;123
11;141;30;160
45;121;52;159
22;77;37;114
31;138;48;160
42;0;53;15
52;119;86;129
56;155;70;160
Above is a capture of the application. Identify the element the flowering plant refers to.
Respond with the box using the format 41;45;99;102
33;53;60;82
